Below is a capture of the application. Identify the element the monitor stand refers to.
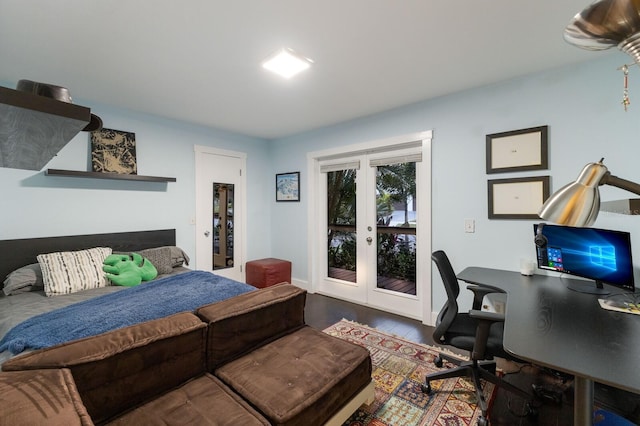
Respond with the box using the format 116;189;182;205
567;280;610;295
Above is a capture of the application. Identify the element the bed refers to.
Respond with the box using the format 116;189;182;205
0;229;254;365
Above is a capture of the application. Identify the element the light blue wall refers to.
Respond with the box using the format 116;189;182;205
0;99;273;263
269;51;640;313
4;51;640;316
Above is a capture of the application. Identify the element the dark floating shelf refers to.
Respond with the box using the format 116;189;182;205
600;198;640;215
46;169;176;183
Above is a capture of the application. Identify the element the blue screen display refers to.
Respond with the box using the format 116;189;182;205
534;224;635;291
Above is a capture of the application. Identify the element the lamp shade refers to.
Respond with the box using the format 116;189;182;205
538;161;609;226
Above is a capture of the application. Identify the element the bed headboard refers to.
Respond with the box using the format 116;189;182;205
0;229;176;281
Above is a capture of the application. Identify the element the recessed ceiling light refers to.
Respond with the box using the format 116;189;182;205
261;48;313;79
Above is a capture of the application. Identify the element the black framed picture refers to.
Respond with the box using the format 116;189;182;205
486;125;548;174
276;172;300;202
488;176;550;219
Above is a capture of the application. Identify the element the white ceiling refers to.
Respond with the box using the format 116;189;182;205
0;1;607;140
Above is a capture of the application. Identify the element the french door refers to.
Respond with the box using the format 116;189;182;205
309;132;432;321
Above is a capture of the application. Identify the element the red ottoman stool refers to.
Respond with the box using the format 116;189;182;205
245;258;292;288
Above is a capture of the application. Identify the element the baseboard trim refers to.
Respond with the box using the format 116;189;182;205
291;277;310;292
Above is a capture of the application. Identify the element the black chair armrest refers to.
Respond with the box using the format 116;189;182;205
468;309;505;323
468;309;505;360
466;285;505;310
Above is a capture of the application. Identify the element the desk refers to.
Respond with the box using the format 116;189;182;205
457;267;640;426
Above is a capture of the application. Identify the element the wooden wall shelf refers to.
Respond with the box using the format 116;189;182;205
46;169;176;182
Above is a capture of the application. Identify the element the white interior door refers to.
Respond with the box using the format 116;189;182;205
194;145;246;282
310;133;432;321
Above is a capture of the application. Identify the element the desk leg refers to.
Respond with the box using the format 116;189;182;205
574;376;594;426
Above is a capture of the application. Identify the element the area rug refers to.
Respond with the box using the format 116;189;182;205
324;319;497;426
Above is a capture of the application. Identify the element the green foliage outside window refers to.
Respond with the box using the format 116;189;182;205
326;163;416;283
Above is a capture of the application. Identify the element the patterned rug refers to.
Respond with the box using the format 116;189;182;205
324;319;497;426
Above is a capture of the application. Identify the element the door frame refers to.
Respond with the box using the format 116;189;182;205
306;131;433;325
194;145;247;281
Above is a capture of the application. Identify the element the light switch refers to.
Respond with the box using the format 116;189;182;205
464;219;475;233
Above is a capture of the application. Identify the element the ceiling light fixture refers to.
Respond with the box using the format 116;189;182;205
261;48;313;79
564;0;640;62
564;0;640;109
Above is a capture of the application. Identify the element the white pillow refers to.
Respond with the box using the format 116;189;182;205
37;247;112;297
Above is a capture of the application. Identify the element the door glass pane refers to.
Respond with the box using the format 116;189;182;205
327;169;357;282
213;183;234;270
375;162;416;295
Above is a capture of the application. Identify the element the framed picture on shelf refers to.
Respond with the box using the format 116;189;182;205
488;176;550;219
90;128;137;174
276;172;300;202
486;125;548;174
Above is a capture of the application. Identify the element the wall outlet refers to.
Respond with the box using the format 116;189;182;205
464;219;475;233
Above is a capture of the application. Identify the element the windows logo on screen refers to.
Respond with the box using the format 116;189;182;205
589;245;616;271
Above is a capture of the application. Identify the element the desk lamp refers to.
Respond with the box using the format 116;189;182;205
538;159;640;226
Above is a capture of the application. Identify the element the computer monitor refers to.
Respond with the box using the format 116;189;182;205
533;223;635;295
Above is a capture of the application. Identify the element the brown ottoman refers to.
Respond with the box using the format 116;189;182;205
215;326;372;426
246;258;291;288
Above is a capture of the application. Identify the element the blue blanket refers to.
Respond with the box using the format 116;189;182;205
0;270;254;355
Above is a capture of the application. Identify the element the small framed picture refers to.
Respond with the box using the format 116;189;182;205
276;172;300;202
486;125;548;174
488;176;550;219
90;128;137;174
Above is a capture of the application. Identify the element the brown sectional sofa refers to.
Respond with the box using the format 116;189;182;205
0;283;374;426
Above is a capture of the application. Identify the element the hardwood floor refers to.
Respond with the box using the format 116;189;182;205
305;292;640;425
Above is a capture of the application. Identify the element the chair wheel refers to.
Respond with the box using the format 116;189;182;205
434;356;443;368
477;415;489;426
421;383;432;394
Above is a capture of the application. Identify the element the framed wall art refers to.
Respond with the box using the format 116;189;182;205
488;176;550;219
276;171;300;202
90;128;137;174
486;125;548;174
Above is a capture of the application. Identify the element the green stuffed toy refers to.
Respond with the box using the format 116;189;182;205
103;253;158;286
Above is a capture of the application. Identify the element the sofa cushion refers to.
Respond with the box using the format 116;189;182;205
196;282;306;370
0;368;93;426
106;373;270;426
3;312;207;425
215;325;372;426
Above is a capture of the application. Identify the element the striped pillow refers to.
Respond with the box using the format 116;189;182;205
37;247;112;297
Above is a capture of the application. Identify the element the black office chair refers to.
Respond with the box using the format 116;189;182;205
422;250;533;426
